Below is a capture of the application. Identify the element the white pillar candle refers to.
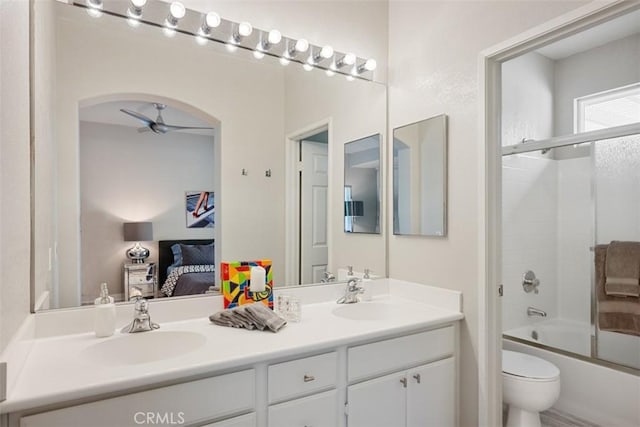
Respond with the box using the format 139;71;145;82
250;266;266;293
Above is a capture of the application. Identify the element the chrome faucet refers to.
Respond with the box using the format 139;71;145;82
121;296;160;333
527;306;547;317
321;271;336;283
337;278;364;304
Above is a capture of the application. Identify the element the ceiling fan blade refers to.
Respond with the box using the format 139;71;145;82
161;124;215;132
120;109;155;126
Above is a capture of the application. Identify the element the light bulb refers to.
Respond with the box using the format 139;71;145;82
279;57;290;66
268;29;282;45
163;27;176;37
226;43;238;52
195;35;207;46
86;0;102;17
320;45;334;59
253;50;265;59
303;63;313;71
86;8;103;18
127;17;141;27
325;69;335;77
127;0;145;18
343;53;356;66
205;12;221;28
295;39;309;53
238;22;253;37
346;75;355;82
364;58;377;71
170;2;185;19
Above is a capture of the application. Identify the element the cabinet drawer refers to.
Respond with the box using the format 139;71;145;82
268;389;337;427
348;327;454;382
268;352;337;403
20;369;255;427
129;275;153;285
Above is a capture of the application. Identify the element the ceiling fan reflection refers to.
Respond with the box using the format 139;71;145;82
120;103;213;134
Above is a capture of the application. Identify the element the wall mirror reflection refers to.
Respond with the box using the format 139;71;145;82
32;1;387;310
343;134;381;234
393;114;448;237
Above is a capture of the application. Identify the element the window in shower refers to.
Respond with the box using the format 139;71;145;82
575;82;640;132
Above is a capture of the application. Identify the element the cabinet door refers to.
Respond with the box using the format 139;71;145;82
202;413;256;427
407;358;455;427
268;389;337;427
347;372;406;427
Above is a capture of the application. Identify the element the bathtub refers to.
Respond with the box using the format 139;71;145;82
504;318;591;357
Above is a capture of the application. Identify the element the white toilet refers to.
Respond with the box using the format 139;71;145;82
502;350;561;427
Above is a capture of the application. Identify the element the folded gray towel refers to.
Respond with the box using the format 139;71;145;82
245;303;287;332
209;303;286;332
605;241;640;297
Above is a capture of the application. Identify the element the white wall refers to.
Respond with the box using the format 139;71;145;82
554;33;640;136
387;1;588;425
556;155;592;324
79;121;215;302
0;0;31;352
502;51;555;146
502;154;559;331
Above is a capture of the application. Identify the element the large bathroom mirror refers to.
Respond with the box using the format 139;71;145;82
393;114;448;237
31;0;387;310
344;134;381;234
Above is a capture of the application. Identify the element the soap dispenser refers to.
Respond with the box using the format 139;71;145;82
94;282;116;338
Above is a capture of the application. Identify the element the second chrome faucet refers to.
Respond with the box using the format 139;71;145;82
527;306;547;317
121;296;160;333
337;278;364;304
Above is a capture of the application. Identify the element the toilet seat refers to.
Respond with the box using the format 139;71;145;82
502;350;560;381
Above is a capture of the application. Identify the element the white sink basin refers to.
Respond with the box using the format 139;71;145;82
332;302;403;321
81;331;207;365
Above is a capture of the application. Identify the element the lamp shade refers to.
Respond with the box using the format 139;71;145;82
123;222;153;242
344;201;364;217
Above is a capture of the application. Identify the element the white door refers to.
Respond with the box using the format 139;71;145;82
347;372;407;427
407;358;455;427
301;140;328;284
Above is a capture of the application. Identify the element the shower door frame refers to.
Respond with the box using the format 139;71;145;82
478;1;640;426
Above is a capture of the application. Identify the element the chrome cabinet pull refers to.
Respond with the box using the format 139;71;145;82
413;374;421;384
303;374;315;382
400;377;407;388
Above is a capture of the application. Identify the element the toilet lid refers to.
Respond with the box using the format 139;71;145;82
502;350;560;380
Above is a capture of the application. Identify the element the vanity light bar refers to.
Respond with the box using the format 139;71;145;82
72;0;377;81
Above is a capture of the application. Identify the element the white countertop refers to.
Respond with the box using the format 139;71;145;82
0;280;463;414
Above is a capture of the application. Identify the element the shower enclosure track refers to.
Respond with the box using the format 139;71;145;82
501;122;640;156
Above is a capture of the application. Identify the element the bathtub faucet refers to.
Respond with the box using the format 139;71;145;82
527;306;547;317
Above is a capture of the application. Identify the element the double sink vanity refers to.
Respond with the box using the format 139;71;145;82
1;279;462;427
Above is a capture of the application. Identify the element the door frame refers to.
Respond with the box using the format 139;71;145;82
478;1;639;425
285;119;332;286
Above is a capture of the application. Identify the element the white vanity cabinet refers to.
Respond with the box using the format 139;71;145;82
346;326;456;427
267;352;339;427
17;369;256;427
347;358;454;427
7;324;458;427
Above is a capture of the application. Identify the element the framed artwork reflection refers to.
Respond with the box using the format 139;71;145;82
186;191;214;228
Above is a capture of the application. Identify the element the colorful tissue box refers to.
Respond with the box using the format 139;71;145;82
221;260;273;309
